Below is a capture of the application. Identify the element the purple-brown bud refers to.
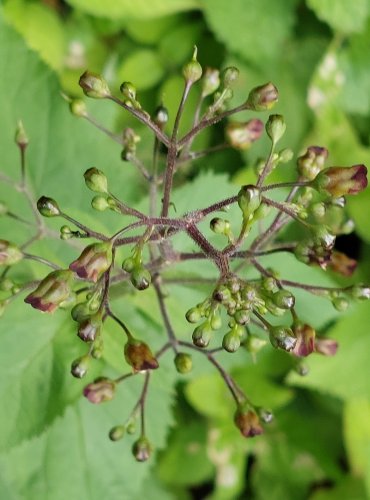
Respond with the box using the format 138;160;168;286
77;312;102;342
291;324;316;357
69;241;113;282
327;251;357;277
314;165;368;198
0;240;23;266
225;119;264;151
297;146;328;180
25;270;74;313
124;338;159;372
234;408;263;438
83;377;115;404
246;82;278;111
314;337;338;356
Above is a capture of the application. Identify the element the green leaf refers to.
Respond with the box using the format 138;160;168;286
4;0;65;71
117;49;165;91
307;0;369;34
65;0;200;20
202;0;299;64
287;302;370;400
343;398;370;481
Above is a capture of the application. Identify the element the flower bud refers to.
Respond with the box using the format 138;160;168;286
185;306;202;323
210;217;231;235
314;337;338;356
278;148;293;163
79;71;110;99
69;98;87;117
132;436;152;462
245;335;267;354
71;302;91;323
153;105;169;128
174;352;193;374
126;421;136;435
84;167;108;194
83;377;116;404
226;119;264;151
192;322;212;348
210;312;222;330
37;196;61;217
351;284;370;300
124;338;159;372
313;165;368;197
77;312;102;342
234;408;263;438
312;226;336;251
291;323;315;357
109;425;125;442
60;225;73;240
237;185;261;219
0;277;13;292
222;330;241;353
246;82;278;111
91;335;104;359
234;310;250;325
122;257;135;273
25;270;74;313
71;355;90;378
182;46;202;84
201;68;220;97
265;114;286;145
0;240;23;266
327;251;357;277
222;66;239;88
91;195;109;211
297;146;328;180
269;326;297;352
120;81;137;101
213;285;232;303
272;290;295;309
130;266;151;291
69;241;113;282
15;120;29;149
332;297;349;312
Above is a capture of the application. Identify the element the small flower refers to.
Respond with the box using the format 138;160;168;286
83;377;116;404
124;338;159;372
297;146;328;180
225;119;264;151
24;270;74;313
291;324;316;357
0;240;23;266
327;251;357;277
69;241;113;282
314;165;368;197
234;408;263;438
314;337;338;356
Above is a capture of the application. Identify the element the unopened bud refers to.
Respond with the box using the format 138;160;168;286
15;120;29;149
120;81;137;101
71;355;90;378
272;290;295;309
185;306;202;323
210;217;231;235
124;338;159;372
83;377;116;404
222;329;241;353
313;165;368;197
201;68;220;97
174;352;193;374
91;195;109;211
332;297;349;312
109;425;125;442
269;326;297;352
297;146;328;181
84;167;108;194
237;185;261;219
130;266;151;291
351;283;370;300
234;407;263;438
37;196;61;217
77;312;102;342
153;105;168;127
79;71;110;99
132;436;152;462
265;114;286;145
246;82;278;111
226;119;264;151
0;240;23;266
192;322;212;348
69;99;87;117
182;46;202;84
222;66;239;88
278;148;293;163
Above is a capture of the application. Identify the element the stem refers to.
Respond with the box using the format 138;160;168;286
106;307;133;340
153;275;178;352
22;253;61;269
60;212;108;240
261;180;310;192
186;224;229;275
256;143;275;187
84;114;123;145
261;196;311;228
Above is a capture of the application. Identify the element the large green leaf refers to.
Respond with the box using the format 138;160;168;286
65;0;200;20
307;0;369;34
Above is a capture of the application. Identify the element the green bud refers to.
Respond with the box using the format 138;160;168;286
78;312;102;342
312;226;336;251
185;306;202;323
91;195;109;211
222;330;241;353
246;82;278;111
132;436;152;462
130;266;151;291
109;425;125;442
71;302;91;323
126;421;136;435
79;71;110;99
69;99;87;117
213;285;232;303
37;196;61;217
245;335;267;354
0;240;23;266
60;225;73;240
234;310;250;325
84;167;108;194
272;290;295;309
71;355;90;378
222;66;239;88
0;277;14;292
351;284;370;300
120;81;137;101
311;202;326;220
122;257;135;273
153;105;169;127
210;312;222;330
278;148;293;163
265;114;286;145
192;322;212;348
91;335;104;359
182;46;202;84
201;68;220;97
15;120;29;149
269;326;297;352
174;352;193;374
237;185;261;219
332;297;349;312
210;217;230;235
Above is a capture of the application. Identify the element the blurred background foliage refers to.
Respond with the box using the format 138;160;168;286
1;0;370;499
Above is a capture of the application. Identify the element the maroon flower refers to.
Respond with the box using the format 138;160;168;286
327;251;357;277
69;241;112;282
124;338;159;372
25;269;74;313
291;324;316;357
83;377;115;404
314;165;368;197
234;408;263;438
314;338;338;356
225;119;264;151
